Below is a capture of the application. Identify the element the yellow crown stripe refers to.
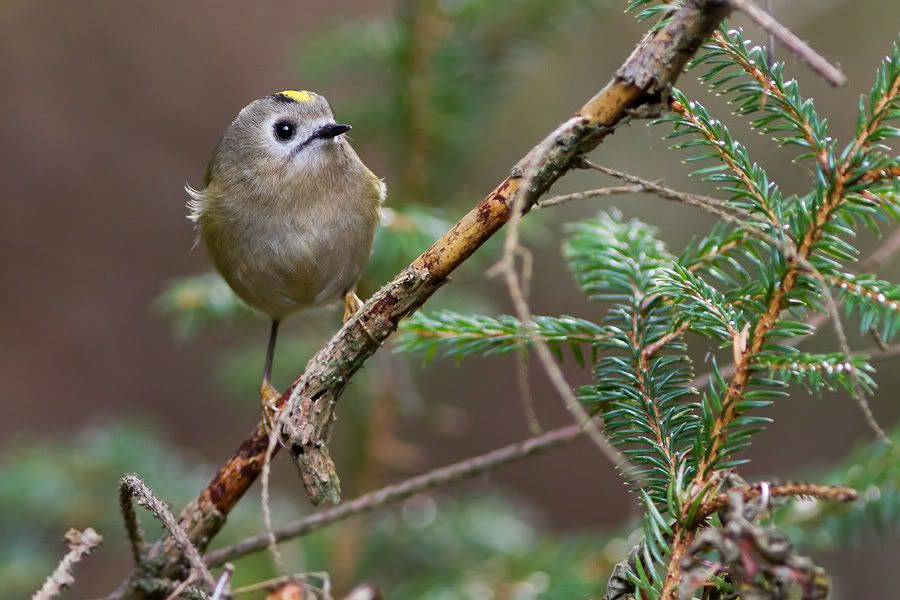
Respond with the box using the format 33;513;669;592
277;90;315;103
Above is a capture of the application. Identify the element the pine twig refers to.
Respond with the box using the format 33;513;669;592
33;528;103;600
204;424;584;567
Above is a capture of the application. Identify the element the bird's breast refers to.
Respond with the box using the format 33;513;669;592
201;182;378;320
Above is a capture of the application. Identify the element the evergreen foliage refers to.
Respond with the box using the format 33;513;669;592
397;7;900;598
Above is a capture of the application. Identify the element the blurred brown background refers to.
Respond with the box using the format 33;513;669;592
1;0;899;597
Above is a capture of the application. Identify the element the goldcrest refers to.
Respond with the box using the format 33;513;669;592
187;90;385;420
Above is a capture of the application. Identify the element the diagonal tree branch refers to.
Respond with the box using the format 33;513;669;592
282;0;732;507
117;1;733;596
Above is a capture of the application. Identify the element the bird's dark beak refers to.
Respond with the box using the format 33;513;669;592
315;123;352;139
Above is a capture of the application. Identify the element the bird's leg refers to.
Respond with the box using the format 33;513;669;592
343;289;378;344
342;290;363;323
260;319;281;433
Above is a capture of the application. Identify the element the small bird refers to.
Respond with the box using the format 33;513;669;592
187;90;385;426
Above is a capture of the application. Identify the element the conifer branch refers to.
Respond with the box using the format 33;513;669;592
113;2;734;596
708;29;830;169
658;31;897;600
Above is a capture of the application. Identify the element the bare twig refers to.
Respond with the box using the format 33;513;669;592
515;346;542;434
119;479;146;565
730;0;846;87
230;573;330;598
513;247;542;434
33;528;103;600
812;273;891;444
210;564;235;600
119;474;217;589
163;574;197;600
697;482;857;522
535;185;644;209
260;428;288;578
581;161;735;215
204;424;584;567
489;125;629;471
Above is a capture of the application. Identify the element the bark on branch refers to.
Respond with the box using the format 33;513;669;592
118;1;731;596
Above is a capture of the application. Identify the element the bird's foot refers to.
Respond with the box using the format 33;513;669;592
260;381;284;440
343;290;378;344
342;290;363;323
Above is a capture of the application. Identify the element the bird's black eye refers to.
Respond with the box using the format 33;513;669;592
273;120;296;142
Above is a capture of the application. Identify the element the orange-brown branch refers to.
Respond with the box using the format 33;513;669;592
118;1;732;596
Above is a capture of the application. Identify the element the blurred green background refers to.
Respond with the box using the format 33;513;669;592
1;0;898;597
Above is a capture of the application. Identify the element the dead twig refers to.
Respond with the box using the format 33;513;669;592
119;477;146;565
204;424;584;567
697;482;857;523
729;0;846;86
33;528;103;600
210;564;235;600
489;124;629;472
535;185;645;209
119;474;217;590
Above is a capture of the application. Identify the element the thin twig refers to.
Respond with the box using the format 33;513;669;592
119;474;217;589
261;425;289;578
204;424;584;567
580;161;746;222
210;564;235;600
513;247;542;434
535;185;645;209
33;528;103;600
489;125;630;474
811;273;890;444
697;482;857;522
164;574;197;600
516;346;542;434
119;478;146;565
729;0;846;87
804;227;900;335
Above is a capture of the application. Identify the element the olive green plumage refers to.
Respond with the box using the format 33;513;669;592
187;91;385;320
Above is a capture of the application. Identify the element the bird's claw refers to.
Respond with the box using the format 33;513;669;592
343;290;378;344
260;381;287;447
